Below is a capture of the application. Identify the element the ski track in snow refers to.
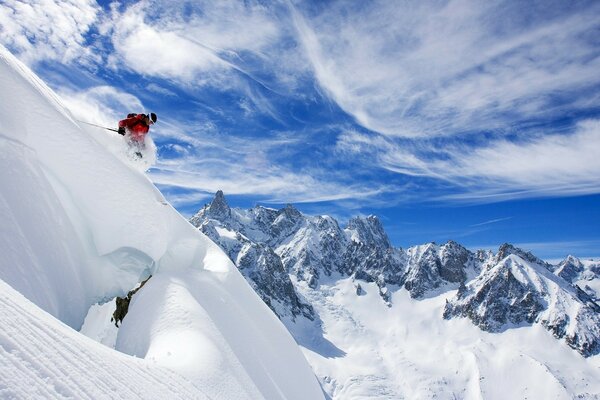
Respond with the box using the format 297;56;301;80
0;279;207;400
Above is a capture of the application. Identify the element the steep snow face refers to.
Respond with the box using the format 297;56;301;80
0;46;323;399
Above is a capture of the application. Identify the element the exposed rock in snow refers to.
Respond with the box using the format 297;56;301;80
191;194;314;321
444;252;600;356
554;255;600;301
346;215;391;249
111;275;152;327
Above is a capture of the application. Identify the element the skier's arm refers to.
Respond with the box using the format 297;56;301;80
118;115;139;128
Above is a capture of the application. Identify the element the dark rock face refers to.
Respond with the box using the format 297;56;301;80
190;192;314;321
347;244;405;286
112;275;152;327
347;216;391;249
443;263;545;331
190;190;231;226
439;241;469;283
207;190;231;219
402;242;473;298
403;244;444;298
237;243;314;320
444;252;600;357
555;255;585;283
314;216;346;276
270;204;304;240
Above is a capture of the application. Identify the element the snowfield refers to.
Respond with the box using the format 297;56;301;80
290;274;600;399
0;45;323;399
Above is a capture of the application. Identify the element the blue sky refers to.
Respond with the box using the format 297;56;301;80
1;0;599;260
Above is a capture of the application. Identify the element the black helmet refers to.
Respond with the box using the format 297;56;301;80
149;112;157;123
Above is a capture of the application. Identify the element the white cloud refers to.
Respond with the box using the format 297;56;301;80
149;162;385;207
0;0;100;65
448;120;600;187
355;119;600;201
107;1;292;86
5;0;600;207
54;82;374;207
291;0;600;138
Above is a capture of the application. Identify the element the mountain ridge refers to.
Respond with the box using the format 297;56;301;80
191;191;600;358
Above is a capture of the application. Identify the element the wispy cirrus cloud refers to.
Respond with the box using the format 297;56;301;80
105;1;303;90
437;120;600;201
0;0;100;65
338;119;600;202
291;0;600;139
55;82;380;209
469;217;512;228
148;124;392;209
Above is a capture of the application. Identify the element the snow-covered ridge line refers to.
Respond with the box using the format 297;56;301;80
191;191;600;357
0;45;323;399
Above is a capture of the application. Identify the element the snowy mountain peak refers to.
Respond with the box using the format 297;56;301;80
207;189;231;219
554;255;600;301
190;192;600;359
444;252;600;356
346;215;391;249
555;255;585;281
496;243;550;268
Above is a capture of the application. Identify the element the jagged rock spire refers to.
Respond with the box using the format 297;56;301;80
346;215;391;249
207;190;231;220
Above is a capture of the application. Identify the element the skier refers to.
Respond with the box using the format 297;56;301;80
117;113;157;157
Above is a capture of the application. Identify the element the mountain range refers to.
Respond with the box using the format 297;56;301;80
191;190;600;357
190;191;600;398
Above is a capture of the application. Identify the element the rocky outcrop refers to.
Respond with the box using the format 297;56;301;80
111;275;152;327
402;241;474;298
443;257;545;330
237;242;314;320
554;255;600;301
444;252;600;356
346;215;391;249
190;192;314;321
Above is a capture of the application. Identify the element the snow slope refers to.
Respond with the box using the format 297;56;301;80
0;45;323;399
0;279;207;399
291;275;600;399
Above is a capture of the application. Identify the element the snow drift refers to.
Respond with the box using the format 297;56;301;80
0;45;323;399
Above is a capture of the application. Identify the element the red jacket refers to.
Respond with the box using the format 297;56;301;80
118;114;150;142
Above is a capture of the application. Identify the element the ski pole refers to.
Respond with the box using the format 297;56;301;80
76;119;120;133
